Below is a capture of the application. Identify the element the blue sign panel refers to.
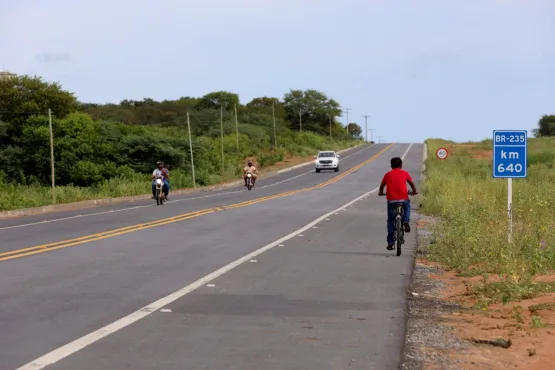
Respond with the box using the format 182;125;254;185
492;130;527;178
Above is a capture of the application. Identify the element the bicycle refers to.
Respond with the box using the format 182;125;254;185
379;191;416;256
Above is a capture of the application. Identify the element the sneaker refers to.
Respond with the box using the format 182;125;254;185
387;244;395;251
403;222;411;233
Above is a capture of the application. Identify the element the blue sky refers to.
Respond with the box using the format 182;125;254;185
1;0;553;143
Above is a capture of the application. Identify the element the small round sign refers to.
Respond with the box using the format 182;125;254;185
436;147;448;160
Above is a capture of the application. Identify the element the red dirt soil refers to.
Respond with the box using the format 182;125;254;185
421;262;555;369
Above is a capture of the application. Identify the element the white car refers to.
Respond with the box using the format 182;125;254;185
314;151;340;173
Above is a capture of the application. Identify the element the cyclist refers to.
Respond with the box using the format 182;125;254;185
378;157;418;250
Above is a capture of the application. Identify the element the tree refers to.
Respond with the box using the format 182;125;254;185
0;73;361;192
282;89;342;133
195;91;240;110
347;123;363;139
533;115;555;137
246;97;280;108
245;96;286;120
0;75;79;141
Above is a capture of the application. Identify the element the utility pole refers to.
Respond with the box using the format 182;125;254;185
362;115;371;142
186;112;196;187
48;109;56;203
299;109;302;133
344;108;351;135
329;115;332;136
234;104;239;151
377;135;383;144
220;106;224;174
368;128;376;143
272;103;277;147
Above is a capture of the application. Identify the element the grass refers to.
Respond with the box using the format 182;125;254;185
472;279;555;305
422;137;555;301
0;138;363;211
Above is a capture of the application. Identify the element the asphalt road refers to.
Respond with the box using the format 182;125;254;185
0;143;423;370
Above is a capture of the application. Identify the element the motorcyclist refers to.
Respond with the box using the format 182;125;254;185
243;160;258;187
152;161;170;200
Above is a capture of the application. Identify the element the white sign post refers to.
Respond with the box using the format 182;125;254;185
493;130;528;243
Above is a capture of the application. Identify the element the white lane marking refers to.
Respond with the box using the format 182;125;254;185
16;182;389;370
249;259;257;263
0;145;374;231
160;309;172;313
401;143;413;159
206;284;215;287
278;244;284;247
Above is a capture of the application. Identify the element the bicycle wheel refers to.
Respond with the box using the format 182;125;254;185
396;218;402;256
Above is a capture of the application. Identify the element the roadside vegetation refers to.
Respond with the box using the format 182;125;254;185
422;137;555;304
0;75;364;211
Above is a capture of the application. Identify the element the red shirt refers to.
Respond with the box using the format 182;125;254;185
381;168;412;201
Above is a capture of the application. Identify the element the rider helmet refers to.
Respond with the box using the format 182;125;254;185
247;160;253;166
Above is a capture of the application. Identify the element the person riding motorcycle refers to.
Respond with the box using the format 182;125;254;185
243;160;258;187
152;161;170;200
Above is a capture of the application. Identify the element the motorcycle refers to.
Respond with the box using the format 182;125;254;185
246;173;253;191
154;177;166;205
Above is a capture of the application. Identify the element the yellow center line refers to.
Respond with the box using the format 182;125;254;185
0;144;393;262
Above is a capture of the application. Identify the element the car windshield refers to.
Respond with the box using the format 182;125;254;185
318;152;335;158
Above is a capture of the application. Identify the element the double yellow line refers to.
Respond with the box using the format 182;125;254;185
0;144;393;263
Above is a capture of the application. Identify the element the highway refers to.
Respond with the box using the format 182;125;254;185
0;143;423;370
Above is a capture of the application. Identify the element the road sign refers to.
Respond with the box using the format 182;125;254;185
493;130;527;178
436;147;448;160
493;130;528;244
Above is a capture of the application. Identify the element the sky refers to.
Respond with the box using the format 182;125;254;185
1;0;554;143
